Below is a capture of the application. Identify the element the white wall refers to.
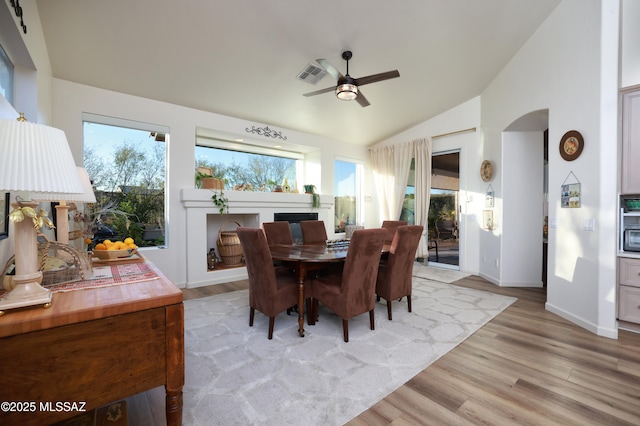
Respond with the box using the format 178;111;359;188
482;0;618;337
500;132;544;287
378;1;621;337
51;79;372;287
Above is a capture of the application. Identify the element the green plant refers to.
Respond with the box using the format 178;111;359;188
211;190;229;214
311;193;320;209
195;166;226;188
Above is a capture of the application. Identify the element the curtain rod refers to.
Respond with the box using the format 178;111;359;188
431;127;476;140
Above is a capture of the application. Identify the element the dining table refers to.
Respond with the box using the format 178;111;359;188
269;242;389;337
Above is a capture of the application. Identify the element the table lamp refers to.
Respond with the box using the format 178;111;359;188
0;114;83;313
31;167;96;244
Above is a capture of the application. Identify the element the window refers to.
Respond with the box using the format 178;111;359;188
0;44;14;105
400;158;416;225
334;159;362;233
82;114;168;248
195;138;300;191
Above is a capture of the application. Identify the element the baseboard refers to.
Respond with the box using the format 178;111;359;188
545;302;618;339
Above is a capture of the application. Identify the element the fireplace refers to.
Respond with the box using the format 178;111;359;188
274;212;318;243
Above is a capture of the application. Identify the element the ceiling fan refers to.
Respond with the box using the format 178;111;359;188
303;51;400;107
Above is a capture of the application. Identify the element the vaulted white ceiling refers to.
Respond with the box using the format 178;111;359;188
36;0;560;146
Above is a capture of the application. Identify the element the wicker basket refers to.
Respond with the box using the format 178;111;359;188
2;238;93;290
217;220;243;265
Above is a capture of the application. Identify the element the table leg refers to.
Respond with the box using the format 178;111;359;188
165;303;184;425
297;263;306;337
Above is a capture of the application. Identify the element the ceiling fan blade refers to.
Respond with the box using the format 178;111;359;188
356;91;370;107
316;58;344;80
354;70;400;87
303;86;336;97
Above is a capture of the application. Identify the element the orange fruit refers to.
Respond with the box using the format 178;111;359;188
95;243;107;250
124;237;134;245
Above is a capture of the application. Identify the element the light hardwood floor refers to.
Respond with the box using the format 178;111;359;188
127;275;640;425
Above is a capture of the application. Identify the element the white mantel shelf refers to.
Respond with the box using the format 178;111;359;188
181;188;333;288
180;188;333;212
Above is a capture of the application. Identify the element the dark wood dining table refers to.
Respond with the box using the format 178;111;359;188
269;243;348;337
269;242;389;337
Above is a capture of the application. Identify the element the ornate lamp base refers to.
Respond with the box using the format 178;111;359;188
0;272;52;315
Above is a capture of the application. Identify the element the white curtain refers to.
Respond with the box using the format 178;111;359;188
413;138;432;258
370;138;432;257
370;142;413;222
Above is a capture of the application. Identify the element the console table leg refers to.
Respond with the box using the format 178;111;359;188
166;390;183;426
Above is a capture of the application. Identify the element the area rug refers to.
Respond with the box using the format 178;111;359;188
412;261;471;283
182;277;516;425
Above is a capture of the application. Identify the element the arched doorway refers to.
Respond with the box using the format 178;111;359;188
501;109;549;287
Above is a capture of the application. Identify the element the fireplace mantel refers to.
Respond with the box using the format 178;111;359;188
180;188;333;288
181;188;333;212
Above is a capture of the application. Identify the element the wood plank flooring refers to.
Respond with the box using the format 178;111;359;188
127;275;640;425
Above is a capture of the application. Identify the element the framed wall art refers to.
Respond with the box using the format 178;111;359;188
485;184;494;208
561;171;581;208
559;130;584;161
483;210;494;230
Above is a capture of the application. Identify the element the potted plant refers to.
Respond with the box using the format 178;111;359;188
211;190;229;214
196;166;225;190
304;185;320;209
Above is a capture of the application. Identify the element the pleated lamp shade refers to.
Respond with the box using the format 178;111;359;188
31;167;96;203
0;116;83;195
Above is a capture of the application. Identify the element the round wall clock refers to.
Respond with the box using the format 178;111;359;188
559;130;584;161
480;160;493;182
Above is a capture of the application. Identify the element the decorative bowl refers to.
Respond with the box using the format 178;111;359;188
93;248;136;260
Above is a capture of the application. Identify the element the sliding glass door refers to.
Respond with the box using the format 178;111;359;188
428;151;459;268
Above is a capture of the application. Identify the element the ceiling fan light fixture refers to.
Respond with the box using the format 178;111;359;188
336;83;358;100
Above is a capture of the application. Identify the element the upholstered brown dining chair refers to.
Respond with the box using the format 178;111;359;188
381;220;408;244
300;220;328;245
376;225;423;320
237;227;299;339
262;221;294;245
310;228;386;342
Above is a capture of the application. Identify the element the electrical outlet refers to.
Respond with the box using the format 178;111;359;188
494;258;499;268
482;255;486;263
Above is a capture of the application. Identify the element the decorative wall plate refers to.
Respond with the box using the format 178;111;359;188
480;160;493;182
559;130;584;161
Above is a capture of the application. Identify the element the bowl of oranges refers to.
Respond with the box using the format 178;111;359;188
92;238;138;260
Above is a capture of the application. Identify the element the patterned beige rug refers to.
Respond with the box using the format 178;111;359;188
182;277;515;425
412;261;471;283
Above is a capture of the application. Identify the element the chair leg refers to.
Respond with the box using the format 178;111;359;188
268;317;275;340
306;298;315;325
342;319;349;342
369;309;375;330
386;299;392;320
407;294;412;313
249;307;255;326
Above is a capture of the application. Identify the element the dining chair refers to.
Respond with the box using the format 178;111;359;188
262;221;294;245
237;227;299;339
310;228;386;342
300;220;328;244
381;220;408;244
376;225;423;320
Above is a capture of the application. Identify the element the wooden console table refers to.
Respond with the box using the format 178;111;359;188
0;261;184;426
